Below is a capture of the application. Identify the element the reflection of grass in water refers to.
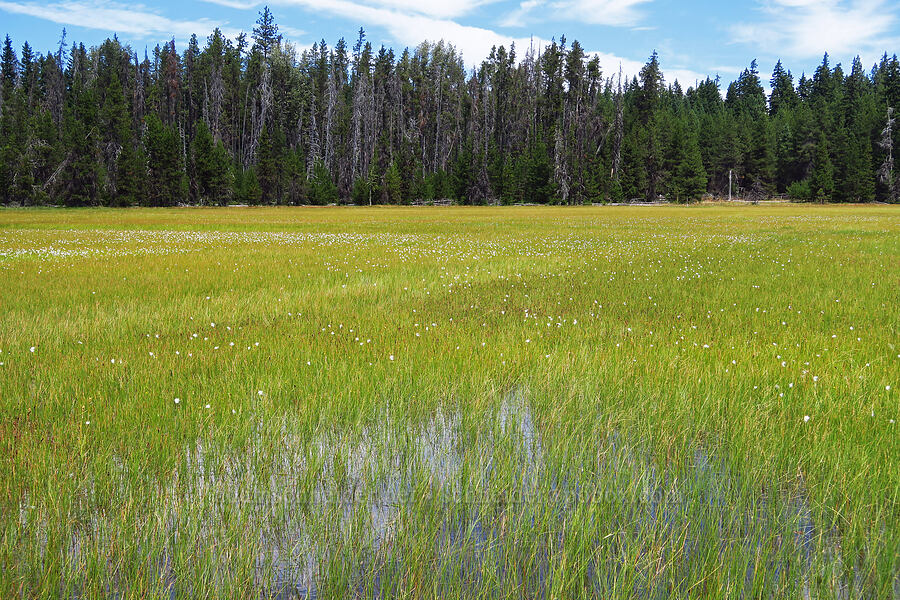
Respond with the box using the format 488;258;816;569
1;205;897;598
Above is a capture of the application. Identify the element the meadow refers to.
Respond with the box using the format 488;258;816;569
0;205;897;598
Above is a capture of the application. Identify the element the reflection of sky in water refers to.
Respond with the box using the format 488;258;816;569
31;394;831;598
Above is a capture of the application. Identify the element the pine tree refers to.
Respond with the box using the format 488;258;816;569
115;139;148;206
0;35;22;204
193;120;232;205
637;52;664;200
672;131;707;202
383;160;402;204
0;25;897;209
308;159;337;205
810;132;834;202
252;6;282;61
284;148;307;205
0;35;17;88
256;124;283;203
769;60;796;115
144;114;186;206
60;47;104;207
234;167;262;204
351;175;370;205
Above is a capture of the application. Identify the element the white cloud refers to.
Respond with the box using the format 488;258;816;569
0;0;237;40
230;0;709;82
355;0;498;20
707;65;742;75
0;0;717;86
558;0;651;26
587;50;708;88
502;0;651;28
257;0;551;63
279;25;306;39
732;0;899;60
500;0;546;27
201;0;259;9
203;0;498;20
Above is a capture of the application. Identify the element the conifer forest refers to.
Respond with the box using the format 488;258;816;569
1;7;900;207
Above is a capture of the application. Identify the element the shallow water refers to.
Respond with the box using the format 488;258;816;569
27;395;862;599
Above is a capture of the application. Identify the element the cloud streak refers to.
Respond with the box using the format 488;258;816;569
503;0;651;28
0;0;714;87
0;0;237;40
233;0;549;63
586;50;709;89
731;0;899;60
201;0;709;84
201;0;499;20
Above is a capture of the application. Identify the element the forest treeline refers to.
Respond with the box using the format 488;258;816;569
1;8;899;206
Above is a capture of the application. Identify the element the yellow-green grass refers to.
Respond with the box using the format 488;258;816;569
0;205;897;598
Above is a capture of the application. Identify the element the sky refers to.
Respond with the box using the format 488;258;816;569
1;0;898;88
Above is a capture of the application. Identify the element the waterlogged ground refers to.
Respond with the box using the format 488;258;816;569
0;205;897;598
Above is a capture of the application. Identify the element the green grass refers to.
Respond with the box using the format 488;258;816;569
0;205;897;598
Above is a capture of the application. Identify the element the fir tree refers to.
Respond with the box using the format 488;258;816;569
810;132;834;202
0;26;895;207
144;114;186;206
115;138;148;206
193;120;232;204
672;131;707;202
383;160;402;204
308;159;338;205
235;167;262;204
252;6;282;61
256;124;283;203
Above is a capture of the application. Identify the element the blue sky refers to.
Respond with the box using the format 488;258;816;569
1;0;898;88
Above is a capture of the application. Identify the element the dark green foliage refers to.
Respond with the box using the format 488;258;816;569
144;114;186;206
671;131;707;202
192;120;232;205
308;159;338;205
59;46;104;207
234;167;262;204
0;24;895;206
256;124;283;204
383;161;402;205
351;175;370;205
810;132;834;202
115;139;148;206
786;179;811;201
252;7;281;60
283;148;307;205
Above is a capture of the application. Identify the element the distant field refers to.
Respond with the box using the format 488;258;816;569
1;205;897;598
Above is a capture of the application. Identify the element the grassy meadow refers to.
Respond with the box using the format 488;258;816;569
0;205;898;598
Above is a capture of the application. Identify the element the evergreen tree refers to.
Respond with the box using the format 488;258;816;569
252;6;282;61
0;25;896;207
671;130;707;202
234;167;262;204
0;35;21;204
193;120;232;204
60;46;104;206
351;175;370;205
383;160;402;204
0;35;17;88
144;114;186;206
810;132;834;202
115;139;148;206
308;159;338;205
258;124;286;203
769;60;797;115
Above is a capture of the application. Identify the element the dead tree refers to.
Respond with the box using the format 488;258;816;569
878;106;896;202
611;66;624;182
